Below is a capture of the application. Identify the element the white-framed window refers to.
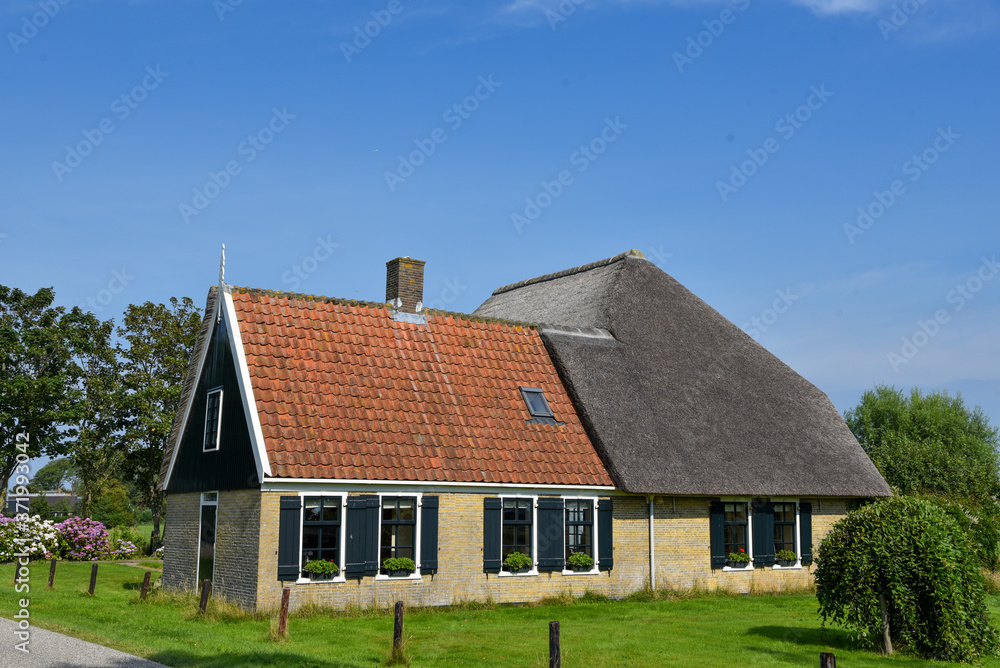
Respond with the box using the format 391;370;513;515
561;496;599;575
499;495;537;576
203;388;223;452
715;498;804;571
373;492;424;580
297;492;347;583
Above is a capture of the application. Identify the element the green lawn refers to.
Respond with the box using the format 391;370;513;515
4;562;1000;667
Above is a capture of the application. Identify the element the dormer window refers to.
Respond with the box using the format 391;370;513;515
203;388;222;452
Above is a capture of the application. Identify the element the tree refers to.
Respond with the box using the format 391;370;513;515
89;478;135;529
29;457;77;492
28;494;50;520
0;286;81;510
62;311;123;518
844;385;1000;499
116;297;202;551
816;496;998;661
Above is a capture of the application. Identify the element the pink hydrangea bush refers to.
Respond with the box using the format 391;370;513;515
0;515;139;561
54;517;114;560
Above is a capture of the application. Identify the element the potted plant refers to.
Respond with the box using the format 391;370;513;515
303;559;339;580
503;551;533;574
726;548;751;569
775;550;797;567
383;557;416;577
566;551;594;572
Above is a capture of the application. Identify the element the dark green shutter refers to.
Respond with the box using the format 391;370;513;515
799;502;813;566
277;496;301;581
709;501;726;568
598;499;614;571
345;494;379;578
420;496;439;574
752;501;775;567
483;497;502;573
537;498;565;571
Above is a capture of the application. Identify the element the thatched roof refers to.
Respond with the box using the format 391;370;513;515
475;251;891;497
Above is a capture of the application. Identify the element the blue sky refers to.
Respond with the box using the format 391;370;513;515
1;0;998;452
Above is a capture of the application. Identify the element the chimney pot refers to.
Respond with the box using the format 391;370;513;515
386;257;426;314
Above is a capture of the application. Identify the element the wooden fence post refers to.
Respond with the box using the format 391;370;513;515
140;572;151;601
549;621;561;668
820;652;836;668
199;579;211;612
393;601;404;653
278;588;290;638
88;563;98;596
47;559;56;590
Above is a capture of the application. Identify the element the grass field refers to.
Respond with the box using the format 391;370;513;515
4;562;1000;667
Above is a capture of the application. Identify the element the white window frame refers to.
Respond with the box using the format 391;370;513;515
202;388;223;453
196;491;219;587
560;495;599;576
497;494;539;577
770;498;803;570
375;492;423;581
720;498;754;572
295;492;348;584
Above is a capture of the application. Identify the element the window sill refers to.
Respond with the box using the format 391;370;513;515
497;570;539;577
296;576;346;584
721;564;753;572
374;573;422;581
560;569;598;576
771;563;802;570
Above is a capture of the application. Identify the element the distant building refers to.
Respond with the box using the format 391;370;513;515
5;490;78;518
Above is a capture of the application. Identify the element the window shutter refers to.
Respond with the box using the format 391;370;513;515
483;497;502;573
277;496;301;581
420;496;439;574
536;498;565;571
598;498;614;571
752;501;775;567
345;494;379;578
709;501;726;568
799;502;813;566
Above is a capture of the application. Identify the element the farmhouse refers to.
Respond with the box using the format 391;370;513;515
159;250;890;611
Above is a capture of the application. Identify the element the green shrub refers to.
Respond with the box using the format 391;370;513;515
567;552;594;568
776;549;798;562
816;496;999;662
727;548;750;563
303;559;339;575
138;508;153;524
503;551;532;571
382;557;415;572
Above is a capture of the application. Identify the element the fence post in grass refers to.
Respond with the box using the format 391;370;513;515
140;572;151;601
278;587;290;638
199;579;212;613
88;563;98;596
47;559;56;590
393;601;404;653
820;652;836;668
549;621;561;668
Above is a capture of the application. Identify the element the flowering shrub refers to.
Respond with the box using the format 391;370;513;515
54;517;114;560
727;548;750;564
0;515;59;561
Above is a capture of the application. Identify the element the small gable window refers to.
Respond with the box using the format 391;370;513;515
203;388;223;452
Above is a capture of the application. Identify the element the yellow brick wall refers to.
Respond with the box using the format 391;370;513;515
250;491;849;612
161;492;200;592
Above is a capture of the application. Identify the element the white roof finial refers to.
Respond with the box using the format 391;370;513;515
219;244;226;286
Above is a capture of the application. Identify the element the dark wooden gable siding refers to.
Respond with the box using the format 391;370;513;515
167;313;259;493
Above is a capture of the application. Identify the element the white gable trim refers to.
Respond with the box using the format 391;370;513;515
163;291;223;489
222;288;271;481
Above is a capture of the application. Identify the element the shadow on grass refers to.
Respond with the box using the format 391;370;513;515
144;649;374;668
747;625;860;651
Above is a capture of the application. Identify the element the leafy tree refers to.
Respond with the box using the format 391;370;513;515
89;478;135;529
50;497;73;518
0;286;81;510
116;297;202;551
62;312;123;518
28;494;50;520
29;457;77;492
816;496;998;662
845;385;1000;499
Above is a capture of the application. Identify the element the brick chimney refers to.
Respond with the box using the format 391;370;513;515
385;257;425;313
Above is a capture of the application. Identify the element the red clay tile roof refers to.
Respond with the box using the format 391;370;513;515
230;289;614;487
